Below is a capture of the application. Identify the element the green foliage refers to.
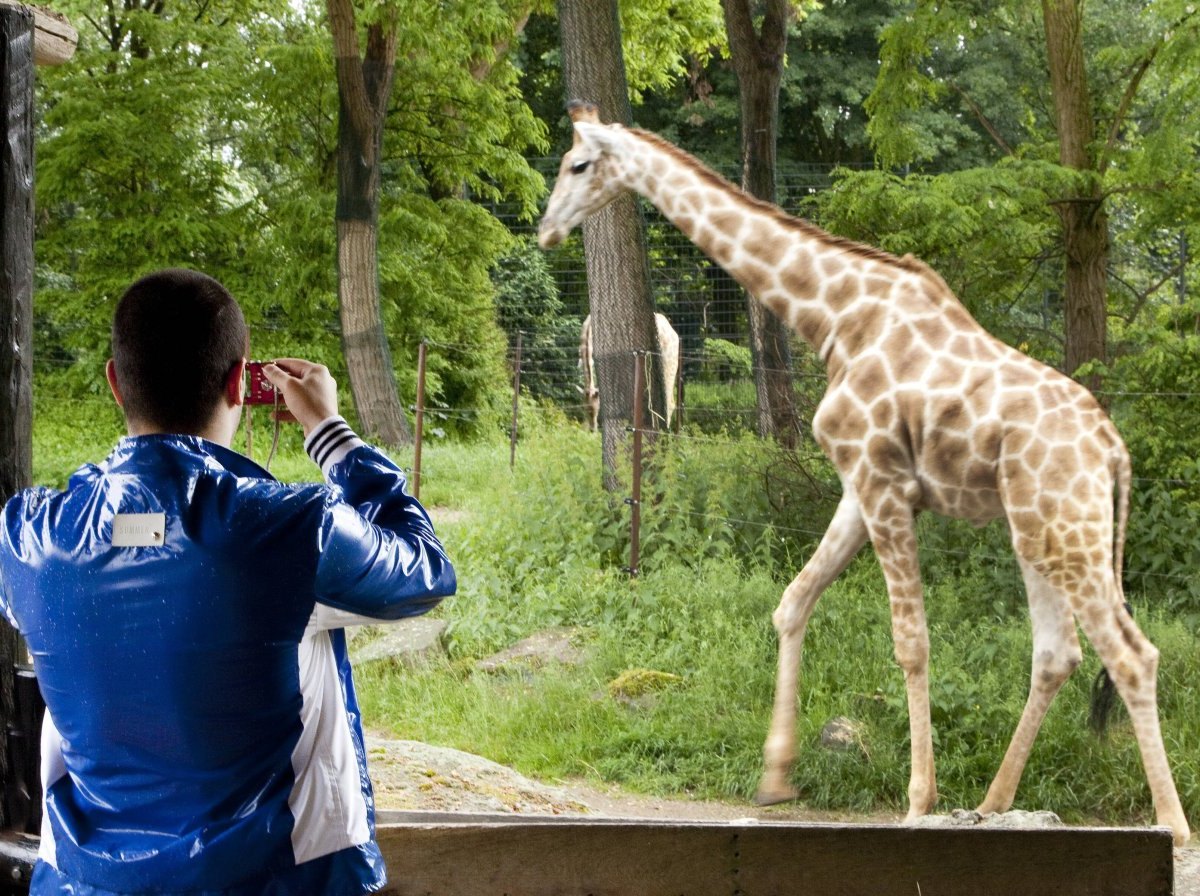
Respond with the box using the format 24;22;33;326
33;0;545;436
698;338;752;381
618;0;726;100
1103;307;1200;615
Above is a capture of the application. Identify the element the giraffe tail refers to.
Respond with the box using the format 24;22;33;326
1088;443;1133;736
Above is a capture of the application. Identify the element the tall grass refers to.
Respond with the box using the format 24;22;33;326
28;395;1200;826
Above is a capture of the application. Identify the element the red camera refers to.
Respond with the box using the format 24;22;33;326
244;361;278;405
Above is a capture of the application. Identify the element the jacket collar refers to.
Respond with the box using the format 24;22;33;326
99;434;275;482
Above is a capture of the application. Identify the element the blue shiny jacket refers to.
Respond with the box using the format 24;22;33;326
0;434;456;895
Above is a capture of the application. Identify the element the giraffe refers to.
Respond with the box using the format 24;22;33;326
537;102;1191;846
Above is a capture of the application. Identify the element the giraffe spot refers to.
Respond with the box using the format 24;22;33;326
932;401;968;435
1047;444;1080;477
1002;427;1033;458
919;316;950;346
1077;440;1104;469
849;355;889;400
928;432;970;475
1025;438;1048;472
973;422;1003;462
867;434;907;473
664;172;691;192
965;460;995;491
1003;470;1036;509
1001;393;1039;425
889;337;930;382
840;311;886;357
824;273;859;312
710;209;744;239
761;293;792;321
781;254;818;298
794;309;831;351
710;238;736;266
927;360;966;391
737;261;775;298
863;274;893;298
869;398;897;430
748;222;786;267
832;445;859;471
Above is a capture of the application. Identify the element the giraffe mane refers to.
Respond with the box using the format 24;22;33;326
626;127;957;300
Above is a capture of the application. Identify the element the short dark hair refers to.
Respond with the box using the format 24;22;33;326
111;269;248;433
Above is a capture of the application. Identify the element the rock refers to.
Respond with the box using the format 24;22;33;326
476;626;586;674
350;618;448;666
364;736;589;815
910;808;1063;829
818;716;866;753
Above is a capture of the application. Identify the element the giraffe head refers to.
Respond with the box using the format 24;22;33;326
537;101;630;249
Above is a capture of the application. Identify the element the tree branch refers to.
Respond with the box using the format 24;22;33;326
948;79;1014;157
1100;7;1200;176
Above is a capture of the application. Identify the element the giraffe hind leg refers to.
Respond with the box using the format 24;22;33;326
1075;597;1190;846
978;557;1081;816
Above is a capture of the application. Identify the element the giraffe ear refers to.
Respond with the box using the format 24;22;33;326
573;120;622;156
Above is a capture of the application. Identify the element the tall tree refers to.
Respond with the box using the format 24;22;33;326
722;0;799;446
1042;0;1105;381
326;0;410;445
557;0;666;482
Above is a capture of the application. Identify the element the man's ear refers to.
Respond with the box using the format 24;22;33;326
105;359;124;408
225;358;247;409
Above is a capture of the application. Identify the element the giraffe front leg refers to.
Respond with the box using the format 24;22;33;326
757;492;868;806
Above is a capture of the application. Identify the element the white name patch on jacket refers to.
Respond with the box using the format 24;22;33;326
111;512;166;547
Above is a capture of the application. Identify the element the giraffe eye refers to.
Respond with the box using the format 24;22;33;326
571;160;591;175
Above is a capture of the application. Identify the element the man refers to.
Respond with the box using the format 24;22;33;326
0;268;456;895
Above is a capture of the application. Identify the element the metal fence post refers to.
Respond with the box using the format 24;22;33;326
626;351;644;577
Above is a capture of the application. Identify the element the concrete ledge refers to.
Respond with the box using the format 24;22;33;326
375;812;1173;896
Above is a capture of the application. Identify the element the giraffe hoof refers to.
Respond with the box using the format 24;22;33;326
754;785;798;807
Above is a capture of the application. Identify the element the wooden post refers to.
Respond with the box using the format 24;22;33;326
0;5;36;844
509;332;522;470
412;342;426;500
0;0;74;851
626;352;644;577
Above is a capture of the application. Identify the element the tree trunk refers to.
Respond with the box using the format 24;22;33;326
0;4;35;830
327;0;412;446
557;0;664;486
1042;0;1108;383
723;0;799;447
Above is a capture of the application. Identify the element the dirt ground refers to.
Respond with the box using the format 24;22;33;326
366;735;1200;893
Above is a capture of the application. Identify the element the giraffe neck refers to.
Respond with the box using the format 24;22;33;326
613;128;951;362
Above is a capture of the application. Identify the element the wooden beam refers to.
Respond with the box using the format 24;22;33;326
374;813;1174;896
0;0;75;65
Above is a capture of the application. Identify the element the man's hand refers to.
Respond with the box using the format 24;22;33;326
261;359;339;437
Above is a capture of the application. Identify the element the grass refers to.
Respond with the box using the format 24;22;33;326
27;391;1200;827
